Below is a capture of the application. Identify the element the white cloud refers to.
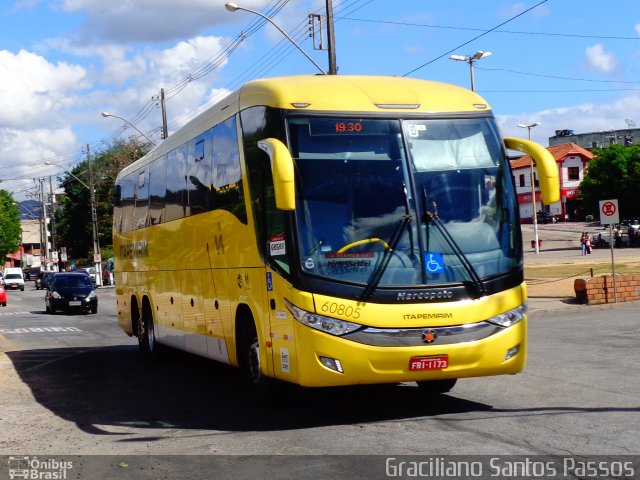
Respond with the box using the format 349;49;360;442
0;49;89;129
0;126;77;196
585;44;617;73
59;0;267;43
498;93;640;146
635;23;640;36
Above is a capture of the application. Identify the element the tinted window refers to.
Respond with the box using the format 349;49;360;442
211;116;246;223
134;169;149;228
187;131;213;216
148;156;167;225
165;144;188;221
115;175;135;232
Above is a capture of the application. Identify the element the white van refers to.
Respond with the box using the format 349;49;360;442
3;267;25;291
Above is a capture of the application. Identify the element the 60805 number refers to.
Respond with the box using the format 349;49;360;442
320;301;361;319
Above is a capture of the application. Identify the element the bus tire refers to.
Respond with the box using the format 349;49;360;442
238;318;278;400
138;301;162;360
416;378;457;394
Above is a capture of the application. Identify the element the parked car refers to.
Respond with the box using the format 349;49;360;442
536;210;557;224
35;271;55;290
78;267;97;285
3;267;25;291
45;272;98;314
629;219;640;233
0;284;6;306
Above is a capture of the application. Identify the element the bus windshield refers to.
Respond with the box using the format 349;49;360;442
288;116;520;287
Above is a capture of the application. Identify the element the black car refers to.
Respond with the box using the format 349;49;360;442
45;272;98;314
536;210;557;224
23;267;40;281
35;271;55;290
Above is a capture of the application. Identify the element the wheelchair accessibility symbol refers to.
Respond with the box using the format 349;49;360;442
424;252;445;274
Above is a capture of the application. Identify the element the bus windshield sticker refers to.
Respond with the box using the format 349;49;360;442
407;123;426;138
269;235;286;256
424;252;445;274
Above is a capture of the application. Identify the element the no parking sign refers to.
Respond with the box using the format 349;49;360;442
599;199;619;224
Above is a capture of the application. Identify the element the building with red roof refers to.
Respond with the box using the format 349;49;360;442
510;142;595;222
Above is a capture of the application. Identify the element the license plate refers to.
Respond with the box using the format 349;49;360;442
409;355;448;371
68;301;81;306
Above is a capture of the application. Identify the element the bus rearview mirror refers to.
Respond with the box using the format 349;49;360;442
504;137;560;205
257;138;296;211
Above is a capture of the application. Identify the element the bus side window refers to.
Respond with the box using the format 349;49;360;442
187;132;212;216
211;116;246;223
166;144;188;221
148;155;167;225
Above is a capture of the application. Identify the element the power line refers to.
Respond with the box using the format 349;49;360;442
402;0;550;77
337;17;640;41
476;66;640;84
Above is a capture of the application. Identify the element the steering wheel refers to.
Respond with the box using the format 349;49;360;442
337;238;390;254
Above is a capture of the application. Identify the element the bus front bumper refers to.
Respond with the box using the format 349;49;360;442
290;318;527;387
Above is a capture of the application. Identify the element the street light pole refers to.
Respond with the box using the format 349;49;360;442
449;50;492;91
101;112;156;146
225;2;326;75
517;122;542;254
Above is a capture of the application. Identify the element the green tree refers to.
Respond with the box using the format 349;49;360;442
0;190;22;262
579;144;640;219
55;138;151;260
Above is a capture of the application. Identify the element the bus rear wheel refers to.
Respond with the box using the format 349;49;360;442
416;378;457;394
138;304;162;360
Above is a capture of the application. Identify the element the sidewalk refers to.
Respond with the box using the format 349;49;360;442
521;223;640;312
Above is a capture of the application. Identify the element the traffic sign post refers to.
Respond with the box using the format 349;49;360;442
598;199;619;303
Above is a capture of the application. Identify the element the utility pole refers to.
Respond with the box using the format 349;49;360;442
326;0;337;74
310;2;338;74
87;144;102;286
38;178;49;267
48;176;56;252
160;88;169;139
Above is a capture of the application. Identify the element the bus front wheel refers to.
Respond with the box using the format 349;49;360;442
239;320;279;399
416;378;457;394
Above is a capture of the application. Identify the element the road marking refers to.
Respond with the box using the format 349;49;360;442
0;311;33;316
0;326;83;334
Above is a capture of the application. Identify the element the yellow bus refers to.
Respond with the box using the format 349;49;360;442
113;75;559;394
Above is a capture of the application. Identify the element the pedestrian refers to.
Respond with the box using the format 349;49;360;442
580;232;587;255
585;235;592;254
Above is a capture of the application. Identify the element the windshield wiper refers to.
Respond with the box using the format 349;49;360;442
421;186;486;298
360;183;412;302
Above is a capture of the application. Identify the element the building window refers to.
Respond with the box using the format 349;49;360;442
567;166;579;181
519;174;525;187
534;174;539;187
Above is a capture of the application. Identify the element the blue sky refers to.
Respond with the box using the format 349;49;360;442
1;0;639;201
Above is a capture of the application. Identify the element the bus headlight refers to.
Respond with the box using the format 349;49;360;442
487;304;527;328
285;299;362;336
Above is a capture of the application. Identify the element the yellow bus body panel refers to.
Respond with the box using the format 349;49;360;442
240;75;490;114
